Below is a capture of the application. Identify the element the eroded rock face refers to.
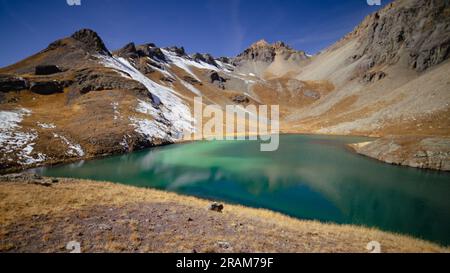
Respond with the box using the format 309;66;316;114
0;74;29;92
353;0;450;72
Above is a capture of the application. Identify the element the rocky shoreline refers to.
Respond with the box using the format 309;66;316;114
349;136;450;172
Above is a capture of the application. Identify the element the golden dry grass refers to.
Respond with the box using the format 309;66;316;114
0;178;448;253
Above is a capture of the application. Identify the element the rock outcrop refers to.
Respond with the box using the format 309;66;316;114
232;95;250;104
192;53;218;67
29;80;64;95
0;74;29;92
208;71;227;89
115;42;139;59
351;0;450;72
166;46;186;57
35;65;62;75
350;136;450;171
71;29;111;56
71;68;148;95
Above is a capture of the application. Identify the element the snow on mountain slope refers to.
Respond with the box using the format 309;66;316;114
160;48;218;81
0;108;46;165
99;55;194;140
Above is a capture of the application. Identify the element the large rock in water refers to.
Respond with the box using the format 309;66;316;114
0;74;29;92
35;65;62;75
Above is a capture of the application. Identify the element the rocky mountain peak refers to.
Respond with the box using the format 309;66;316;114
234;39;307;66
70;29;111;56
251;39;270;48
166;46;186;56
115;42;137;58
192;53;218;67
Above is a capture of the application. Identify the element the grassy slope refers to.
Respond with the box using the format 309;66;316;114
0;176;447;253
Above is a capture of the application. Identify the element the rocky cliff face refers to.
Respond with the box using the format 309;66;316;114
351;0;450;72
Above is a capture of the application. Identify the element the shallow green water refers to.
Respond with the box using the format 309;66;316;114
36;135;450;246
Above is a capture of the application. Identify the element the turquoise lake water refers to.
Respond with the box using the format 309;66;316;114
36;135;450;246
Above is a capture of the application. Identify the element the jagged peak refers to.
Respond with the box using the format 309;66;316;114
70;29;111;56
249;40;293;50
251;39;270;48
114;42;137;58
165;46;186;56
192;53;218;66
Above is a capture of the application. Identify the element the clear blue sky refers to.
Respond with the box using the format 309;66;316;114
0;0;392;67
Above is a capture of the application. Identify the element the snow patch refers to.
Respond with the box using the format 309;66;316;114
161;49;220;80
130;117;171;140
215;60;234;72
120;135;130;150
53;133;85;157
180;80;202;96
111;102;121;120
37;122;56;129
0;108;46;165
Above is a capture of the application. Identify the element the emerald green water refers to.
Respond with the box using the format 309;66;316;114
36;135;450;246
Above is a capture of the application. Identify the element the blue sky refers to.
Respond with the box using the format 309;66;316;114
0;0;391;67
